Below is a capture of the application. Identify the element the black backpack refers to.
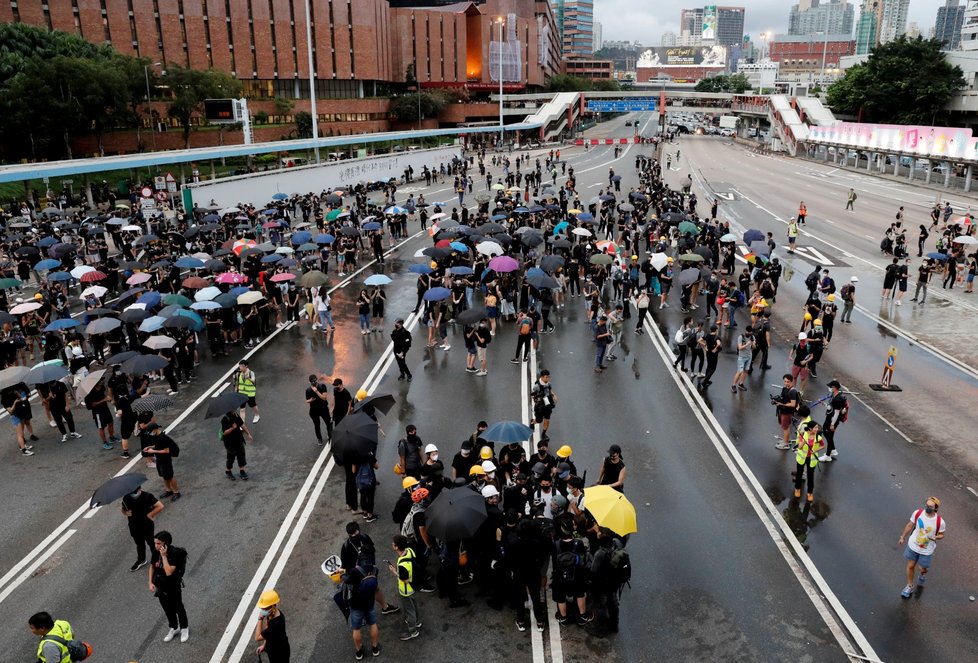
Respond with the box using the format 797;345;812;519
805;271;818;290
609;547;632;588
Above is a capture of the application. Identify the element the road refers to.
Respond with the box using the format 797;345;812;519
1;116;974;663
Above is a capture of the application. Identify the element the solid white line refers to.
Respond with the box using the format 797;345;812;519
211;382;231;398
0;503;88;600
0;529;76;604
968;487;978;500
82;506;101;520
640;313;880;661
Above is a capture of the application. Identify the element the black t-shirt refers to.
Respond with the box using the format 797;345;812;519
49;381;70;408
451;451;475;478
261;612;291;663
777;387;799;416
333;387;353;422
792;343;811;366
151;545;187;592
306;383;330;415
123;490;158;528
149;433;178;467
221;413;246;446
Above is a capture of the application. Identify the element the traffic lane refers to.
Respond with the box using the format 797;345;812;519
644;286;978;661
0;254;426;659
538;301;847;661
270;315;535;661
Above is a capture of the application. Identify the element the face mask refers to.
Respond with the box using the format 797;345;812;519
925;506;936;514
130;490;139;498
430;454;439;462
461;449;470;457
259;608;272;618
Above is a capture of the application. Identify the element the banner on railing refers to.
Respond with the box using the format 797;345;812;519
807;122;978;161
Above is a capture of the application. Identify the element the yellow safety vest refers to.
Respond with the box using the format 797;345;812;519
396;548;417;597
37;619;72;663
795;431;823;468
235;370;256;397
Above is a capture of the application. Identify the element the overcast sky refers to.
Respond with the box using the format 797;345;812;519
595;1;944;45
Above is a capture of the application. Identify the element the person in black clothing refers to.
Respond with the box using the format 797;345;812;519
390;319;413;381
254;591;290;663
222;410;253;480
122;486;164;571
341;522;398;614
597;445;626;492
46;380;80;442
586;527;626;637
698;324;721;386
149;530;189;642
305;374;332;445
332;378;353;425
142;423;181;502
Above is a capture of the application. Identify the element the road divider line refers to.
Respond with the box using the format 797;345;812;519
0;529;76;604
211;382;231;398
640;312;880;662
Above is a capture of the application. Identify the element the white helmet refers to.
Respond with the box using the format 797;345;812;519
424;443;438;454
481;485;500;498
481;460;496;473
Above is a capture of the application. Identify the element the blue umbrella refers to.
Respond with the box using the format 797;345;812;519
408;264;433;275
577;212;594;222
297;242;318;251
202;213;219;222
450;266;474;275
423;287;451;301
529;205;545;213
292;231;312;244
482;420;533;444
526;267;545;278
137;291;162;308
44;318;81;332
36;237;58;248
175;257;205;269
553;221;570;235
271;192;288;201
262;209;279;215
927;252;950;261
174;308;204;331
191;300;222;311
46;271;72;282
491;214;508;222
34;258;61;271
362;222;382;231
385;206;407;215
229;286;251;297
365;274;393;286
744;229;765;244
315;233;335;245
450;242;469;252
514;207;529;213
260;254;282;263
138;316;166;333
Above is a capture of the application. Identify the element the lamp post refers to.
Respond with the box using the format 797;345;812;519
818;31;829;86
416;60;422;131
144;61;162;151
497;17;504;148
303;0;320;163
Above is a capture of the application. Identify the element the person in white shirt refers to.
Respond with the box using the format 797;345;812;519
897;496;947;598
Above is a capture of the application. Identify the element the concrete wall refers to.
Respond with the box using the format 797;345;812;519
185;144;463;207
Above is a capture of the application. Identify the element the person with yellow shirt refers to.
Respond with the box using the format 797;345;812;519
389;534;421;641
793;418;824;503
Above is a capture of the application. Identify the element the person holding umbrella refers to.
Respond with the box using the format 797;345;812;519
222;403;253;481
142;423;182;502
121;484;164;572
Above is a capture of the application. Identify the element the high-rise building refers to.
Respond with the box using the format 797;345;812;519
963;0;978;50
553;0;594;58
593;22;603;52
680;8;705;39
788;1;855;37
879;0;910;44
856;0;884;54
662;31;679;47
716;7;746;46
680;6;745;47
936;0;966;49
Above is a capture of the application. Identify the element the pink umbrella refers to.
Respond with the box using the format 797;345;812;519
270;273;296;282
488;256;519;273
215;272;248;284
127;273;151;285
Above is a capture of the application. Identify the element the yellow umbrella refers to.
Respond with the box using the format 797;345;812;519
567;208;583;214
583;485;637;536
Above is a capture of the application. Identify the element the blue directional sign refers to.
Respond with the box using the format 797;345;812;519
586;98;657;113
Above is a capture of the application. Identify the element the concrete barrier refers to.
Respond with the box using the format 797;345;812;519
185;144;463;207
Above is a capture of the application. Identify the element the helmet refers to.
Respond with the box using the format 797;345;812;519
321;554;344;584
430;261;438;269
813;318;823;326
402;476;420;490
551;494;569;509
804;312;812;321
34;293;43;300
481;460;496;473
666;257;674;263
411;487;430;503
394;463;403;475
481;485;500;498
798;332;807;340
424;443;438;454
257;589;280;609
532;461;547;476
479;446;493;460
469;465;486;476
556;445;573;459
356;389;368;401
826;294;836;302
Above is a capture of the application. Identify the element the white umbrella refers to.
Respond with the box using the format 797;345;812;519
70;265;95;279
429;212;447;221
192;252;211;261
275;246;295;254
952;235;978;245
195;286;221;302
75;369;106;402
121;225;142;232
650;252;669;271
414;248;430;258
476;241;504;256
81;285;108;299
237;291;264;305
10;302;42;315
219;207;241;216
143;335;177;350
571;227;592;237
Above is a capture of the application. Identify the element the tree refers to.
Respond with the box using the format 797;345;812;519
165;65;242;148
389;93;446;122
826;36;965;124
272;97;294;114
254;110;269;125
294;111;313;138
546;75;590;92
591;79;622;92
695;73;751;93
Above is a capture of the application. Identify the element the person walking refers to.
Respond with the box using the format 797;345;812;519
673;317;693;372
731;326;755;393
46;379;81;443
141;423;182;502
898;496;947;598
510;309;533;364
797;201;807;225
29;612;88;663
222;407;253;480
234;360;261;423
698;324;721;387
149;530;189;642
397;425;424;480
845;188;857;211
390;534;421;641
305;373;333;445
391;319;413;381
254;589;291;662
121;484;164;572
818;380;847;462
634;289;650;334
530;370;558;441
839;276;857;323
593;315;611;372
911;260;932;303
792;420;823;503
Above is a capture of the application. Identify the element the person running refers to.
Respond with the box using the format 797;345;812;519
898;497;947;598
222;407;253;480
234;360;261;423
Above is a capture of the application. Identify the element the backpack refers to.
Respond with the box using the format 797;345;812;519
400;503;425;541
554;543;584;583
805;272;818;290
355;565;379;601
41;634;92;662
838;396;849;424
519;318;532;335
351;537;376;567
674;328;687;345
840;284;853;302
355;463;376;490
609;547;632;588
170;439;180;458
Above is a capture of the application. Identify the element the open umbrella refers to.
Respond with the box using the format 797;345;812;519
205;392;249;419
74;369;107;401
425;489;487;541
748;241;771;257
589;254;613;265
44;319;82;332
539;255;565;274
364;274;392;286
0;365;30;390
456;307;487;325
571;227;592;237
719;233;737;243
26;363;69;385
299;270;329;288
86;317;122;335
953;235;978;245
678;221;699;235
528;273;559;290
331;412;379;463
352;393;396;416
582;485;637;536
678;253;705;263
131;394;174;413
679;267;700;286
408;264;433;275
10;301;42;315
90;474;148;508
743;229;765;244
143;335;177;350
488;256;519;273
423;287;451;302
926;252;950;261
121;354;169;376
476;241;503;257
482;420;533;444
237;291;264;306
138;316;166;333
649;253;669;271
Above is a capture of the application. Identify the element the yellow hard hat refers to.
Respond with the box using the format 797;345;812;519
34;293;43;300
804;312;813;321
666;257;674;263
257;589;280;609
479;446;493;460
556;445;573;458
826;294;836;302
469;465;486;476
814;318;823;326
430;261;438;269
393;463;403;475
402;476;420;490
356;389;368;401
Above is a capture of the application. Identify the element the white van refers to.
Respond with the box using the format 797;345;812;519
280;157;308;168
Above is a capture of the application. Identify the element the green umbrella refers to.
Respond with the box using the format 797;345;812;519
0;278;22;290
678;253;705;263
589;254;613;265
678;221;699;235
299;270;329;288
163;294;193;307
325;209;344;222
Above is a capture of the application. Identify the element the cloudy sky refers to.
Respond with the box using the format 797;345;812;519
595;1;944;44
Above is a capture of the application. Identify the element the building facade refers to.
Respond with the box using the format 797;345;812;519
770;34;855;83
715;7;746;47
788;1;855;37
557;0;595;58
879;0;910;44
937;0;965;50
855;1;883;54
679;6;745;47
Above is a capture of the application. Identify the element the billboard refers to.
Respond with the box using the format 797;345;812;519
806;122;978;161
702;5;717;40
636;46;727;67
204;99;236;124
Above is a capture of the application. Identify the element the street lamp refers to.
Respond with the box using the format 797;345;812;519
303;0;320;163
144;61;162;151
497;17;504;148
817;31;829;86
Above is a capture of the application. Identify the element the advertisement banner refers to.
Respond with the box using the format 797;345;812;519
702;5;717;40
636;46;727;67
807;122;977;162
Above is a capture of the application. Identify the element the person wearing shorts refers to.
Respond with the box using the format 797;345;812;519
898;496;947;598
347;565;381;659
731;327;755;393
3;384;36;455
475;319;491;376
774;374;800;450
84;381;117;449
790;333;812;393
463;324;479;373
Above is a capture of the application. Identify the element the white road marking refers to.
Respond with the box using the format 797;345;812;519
211;381;231;397
968;487;978;500
0;529;75;604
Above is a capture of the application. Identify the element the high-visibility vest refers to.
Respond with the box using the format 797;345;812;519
396;548;416;597
36;620;72;663
795;430;823;468
235;370;256;397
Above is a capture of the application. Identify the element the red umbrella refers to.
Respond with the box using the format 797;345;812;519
182;276;209;289
79;270;107;282
435;239;452;248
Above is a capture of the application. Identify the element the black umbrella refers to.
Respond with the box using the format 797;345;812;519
205;392;249;419
527;273;559;290
105;350;139;366
86;307;116;318
456;307;487;325
0;311;16;325
90;473;148;508
339;226;360;237
552;238;572;250
331;412;379;463
693;245;713;261
520;233;544;248
204;259;227;272
422;247;452;260
131;394;175;413
352;393;396;416
425;488;487;541
26;363;69;384
121;354;169;375
539;255;565;274
119;308;150;324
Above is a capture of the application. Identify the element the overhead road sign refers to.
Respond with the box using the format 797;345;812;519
587;99;657;113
